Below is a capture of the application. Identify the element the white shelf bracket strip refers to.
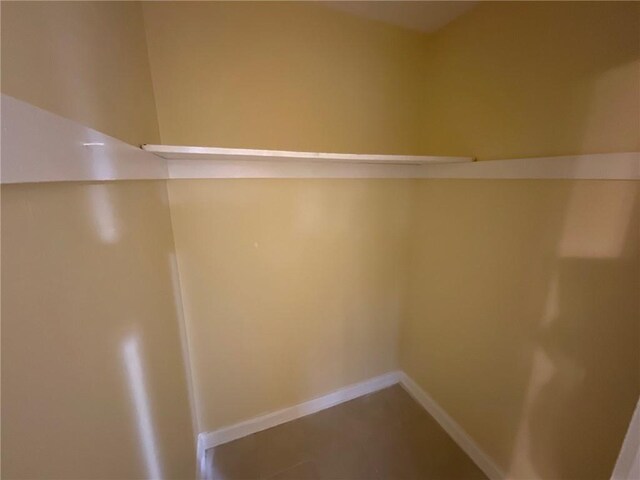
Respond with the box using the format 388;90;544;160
2;94;638;183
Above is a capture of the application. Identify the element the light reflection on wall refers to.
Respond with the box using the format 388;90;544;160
87;184;121;244
507;348;556;479
84;131;115;179
559;182;636;258
84;139;121;244
578;60;640;155
122;334;163;480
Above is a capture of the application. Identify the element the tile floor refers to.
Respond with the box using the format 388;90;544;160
206;385;488;480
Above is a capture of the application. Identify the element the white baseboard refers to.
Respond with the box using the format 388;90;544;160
197;371;401;478
196;370;505;480
399;372;505;480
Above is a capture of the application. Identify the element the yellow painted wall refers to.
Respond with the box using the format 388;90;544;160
167;179;414;432
1;182;195;479
1;1;160;145
143;1;424;434
401;179;639;479
419;1;640;160
401;4;640;478
3;1;637;159
2;2;639;479
142;1;423;154
1;6;193;477
142;7;640;477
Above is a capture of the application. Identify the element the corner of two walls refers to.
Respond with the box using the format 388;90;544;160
141;1;425;435
166;178;417;434
0;0;161;147
401;2;640;478
1;4;423;477
0;180;198;479
3;1;638;479
141;1;425;154
1;2;194;479
401;179;640;479
128;3;640;476
416;1;640;160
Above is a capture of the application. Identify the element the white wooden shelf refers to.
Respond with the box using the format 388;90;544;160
141;145;474;166
2;94;637;184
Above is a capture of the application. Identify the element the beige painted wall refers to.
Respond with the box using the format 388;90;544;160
419;1;640;160
2;3;638;479
143;8;640;478
142;1;423;154
1;1;160;145
2;3;195;478
168;179;414;432
402;4;640;478
3;1;637;159
401;179;640;479
143;1;423;435
1;182;195;479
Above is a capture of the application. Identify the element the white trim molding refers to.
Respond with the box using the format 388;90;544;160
417;152;639;180
399;373;505;480
611;398;640;480
142;144;473;165
1;94;167;184
168;158;435;179
198;371;400;449
197;371;401;478
194;373;640;480
196;371;505;480
2;94;637;183
165;152;639;180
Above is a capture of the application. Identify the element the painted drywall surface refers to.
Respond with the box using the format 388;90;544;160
5;0;636;161
418;1;640;160
142;1;423;154
167;179;414;432
0;1;160;145
401;179;640;479
1;182;195;479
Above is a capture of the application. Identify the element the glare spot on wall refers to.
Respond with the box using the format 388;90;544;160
84;132;115;179
559;182;636;258
578;60;640;154
122;334;163;480
87;184;121;244
507;348;556;479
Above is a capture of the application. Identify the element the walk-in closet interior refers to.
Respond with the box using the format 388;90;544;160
1;1;639;480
